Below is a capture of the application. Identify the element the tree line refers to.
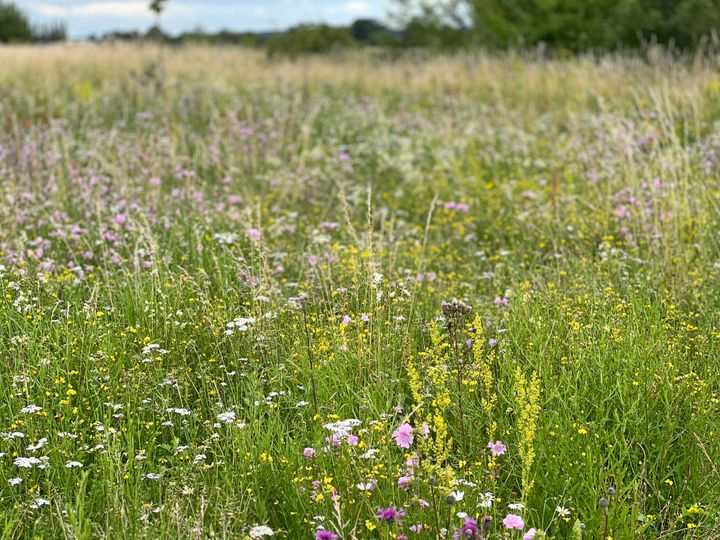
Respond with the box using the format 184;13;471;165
2;0;720;54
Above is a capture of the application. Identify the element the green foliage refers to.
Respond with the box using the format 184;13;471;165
395;0;720;51
0;1;31;43
31;21;67;43
148;0;167;16
265;24;354;59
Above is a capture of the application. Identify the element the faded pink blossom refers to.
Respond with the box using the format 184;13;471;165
393;423;414;448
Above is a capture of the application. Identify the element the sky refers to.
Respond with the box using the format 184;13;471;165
17;0;395;38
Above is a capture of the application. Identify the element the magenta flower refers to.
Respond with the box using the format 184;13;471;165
502;514;524;530
376;507;405;525
315;530;337;540
453;517;479;539
487;440;506;456
393;423;414;448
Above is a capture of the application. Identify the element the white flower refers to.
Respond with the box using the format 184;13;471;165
142;473;162;481
356;481;376;491
556;506;571;517
248;525;274;538
26;438;48;452
14;456;41;468
167;407;192;416
193;454;206;463
217;411;236;424
360;448;378;459
477;492;495;508
65;461;83;468
448;490;464;501
8;477;22;486
508;502;525;510
323;418;361;435
30;498;50;509
21;404;42;414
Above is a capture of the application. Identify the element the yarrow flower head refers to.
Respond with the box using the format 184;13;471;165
392;423;414;448
248;525;274;538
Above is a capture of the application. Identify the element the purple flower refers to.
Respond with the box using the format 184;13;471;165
393;423;414;448
487;440;506;456
376;507;405;525
453;517;480;539
502;514;524;530
303;447;315;458
315;530;337;540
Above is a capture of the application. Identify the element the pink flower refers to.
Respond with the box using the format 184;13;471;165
303;447;315;458
487;440;506;456
503;514;524;530
523;528;537;540
245;228;262;242
393;423;414;448
361;313;370;322
114;214;127;225
398;475;413;491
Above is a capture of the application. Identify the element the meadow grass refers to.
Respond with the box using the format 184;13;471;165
1;44;720;539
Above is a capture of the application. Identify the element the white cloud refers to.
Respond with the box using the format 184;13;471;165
341;1;371;15
32;1;150;18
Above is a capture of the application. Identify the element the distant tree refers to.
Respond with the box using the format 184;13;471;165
149;0;167;31
0;1;31;43
32;20;67;43
351;19;390;43
266;24;354;59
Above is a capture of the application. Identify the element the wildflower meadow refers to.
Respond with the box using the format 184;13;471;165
1;45;720;539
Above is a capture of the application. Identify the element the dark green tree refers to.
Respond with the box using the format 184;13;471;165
0;1;31;43
392;0;720;51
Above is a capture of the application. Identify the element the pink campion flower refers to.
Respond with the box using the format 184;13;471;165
494;296;509;307
361;313;370;322
420;423;430;439
398;475;412;491
245;228;262;242
523;528;537;540
393;424;414;448
346;434;359;446
303;447;315;458
341;315;352;325
503;514;524;530
114;214;127;225
487;440;506;456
